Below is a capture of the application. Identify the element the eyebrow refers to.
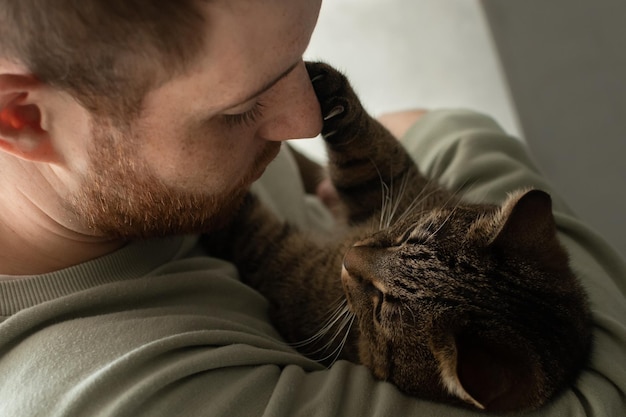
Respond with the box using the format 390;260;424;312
228;61;300;109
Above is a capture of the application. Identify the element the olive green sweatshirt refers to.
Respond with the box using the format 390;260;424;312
1;110;624;417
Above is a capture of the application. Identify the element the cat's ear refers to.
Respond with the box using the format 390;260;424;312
489;189;567;264
430;333;485;410
431;332;540;412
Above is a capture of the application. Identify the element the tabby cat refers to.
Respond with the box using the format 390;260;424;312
205;62;592;413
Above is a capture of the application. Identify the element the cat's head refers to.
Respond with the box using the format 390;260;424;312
341;189;592;413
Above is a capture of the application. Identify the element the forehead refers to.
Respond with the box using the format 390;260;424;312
140;0;320;117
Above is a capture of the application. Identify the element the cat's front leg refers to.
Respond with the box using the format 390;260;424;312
305;62;430;224
202;194;357;358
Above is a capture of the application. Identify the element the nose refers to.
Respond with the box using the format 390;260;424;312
343;245;390;286
256;61;323;142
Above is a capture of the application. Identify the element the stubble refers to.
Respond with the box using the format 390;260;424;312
67;120;280;239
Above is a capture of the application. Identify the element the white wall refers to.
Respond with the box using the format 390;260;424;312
298;0;519;162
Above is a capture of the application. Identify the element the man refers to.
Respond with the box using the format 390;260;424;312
1;1;624;416
0;0;323;274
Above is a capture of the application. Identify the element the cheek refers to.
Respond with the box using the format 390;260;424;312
136;121;254;190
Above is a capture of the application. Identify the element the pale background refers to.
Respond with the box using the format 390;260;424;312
297;0;626;258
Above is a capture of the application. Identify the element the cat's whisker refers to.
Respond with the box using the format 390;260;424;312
380;184;393;231
288;300;356;365
438;177;476;211
395;188;428;224
384;172;412;229
323;297;350;321
289;299;349;349
301;315;352;363
369;157;413;231
418;185;467;242
296;312;350;354
391;184;439;229
383;161;398;229
426;202;461;242
384;193;417;231
369;158;392;231
437;184;461;212
316;314;355;366
331;314;356;366
458;179;491;207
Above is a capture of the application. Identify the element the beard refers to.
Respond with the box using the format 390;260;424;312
67;120;280;239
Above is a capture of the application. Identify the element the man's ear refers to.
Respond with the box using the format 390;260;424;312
0;73;60;163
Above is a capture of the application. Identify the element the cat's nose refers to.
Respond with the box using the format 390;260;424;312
343;245;389;287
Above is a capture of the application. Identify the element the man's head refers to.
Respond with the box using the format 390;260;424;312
0;0;323;239
0;0;205;121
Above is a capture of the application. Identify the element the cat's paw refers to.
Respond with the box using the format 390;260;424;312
305;62;363;144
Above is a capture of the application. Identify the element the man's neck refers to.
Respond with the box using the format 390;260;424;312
0;219;125;276
0;164;125;276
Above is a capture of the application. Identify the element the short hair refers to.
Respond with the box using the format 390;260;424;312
0;0;205;123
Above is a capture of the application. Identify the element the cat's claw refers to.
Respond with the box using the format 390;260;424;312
324;105;345;121
310;73;325;84
306;61;360;144
323;104;345;137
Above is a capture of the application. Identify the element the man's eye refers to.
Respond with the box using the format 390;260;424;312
221;101;265;128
